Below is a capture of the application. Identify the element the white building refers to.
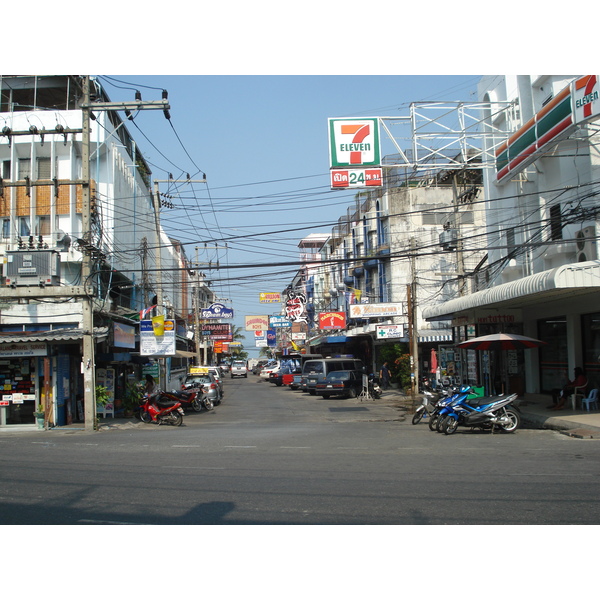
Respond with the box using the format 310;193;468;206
0;75;204;428
424;75;600;396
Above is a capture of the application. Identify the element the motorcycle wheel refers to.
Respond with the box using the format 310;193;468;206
191;399;203;412
140;410;152;423
168;412;183;426
437;415;448;432
204;400;214;411
412;410;424;425
429;415;439;431
499;409;520;433
444;416;459;435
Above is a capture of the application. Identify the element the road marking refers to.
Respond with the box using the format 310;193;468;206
224;445;257;448
166;466;225;470
172;445;202;448
280;446;311;449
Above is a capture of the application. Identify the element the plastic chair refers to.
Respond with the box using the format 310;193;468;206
581;389;599;412
570;383;588;410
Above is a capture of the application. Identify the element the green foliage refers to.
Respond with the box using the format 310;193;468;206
123;381;143;410
378;343;412;388
95;385;110;406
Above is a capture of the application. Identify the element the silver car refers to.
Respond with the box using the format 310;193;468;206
182;372;220;405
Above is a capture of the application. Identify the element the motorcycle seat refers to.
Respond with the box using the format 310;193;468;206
156;400;178;408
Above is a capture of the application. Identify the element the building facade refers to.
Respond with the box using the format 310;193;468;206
0;76;207;429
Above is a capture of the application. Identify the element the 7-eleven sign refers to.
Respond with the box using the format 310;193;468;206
329;118;381;168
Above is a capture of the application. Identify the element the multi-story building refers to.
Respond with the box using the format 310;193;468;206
0;75;204;429
293;165;487;376
423;75;600;396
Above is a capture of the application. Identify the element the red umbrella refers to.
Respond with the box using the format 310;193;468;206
455;333;546;351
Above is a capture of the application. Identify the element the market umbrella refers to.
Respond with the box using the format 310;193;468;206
455;333;546;395
430;348;438;374
455;333;547;351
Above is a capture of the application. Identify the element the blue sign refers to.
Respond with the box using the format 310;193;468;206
266;329;277;347
270;316;292;328
201;302;234;319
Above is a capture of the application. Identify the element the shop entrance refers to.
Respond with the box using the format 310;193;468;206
0;357;37;425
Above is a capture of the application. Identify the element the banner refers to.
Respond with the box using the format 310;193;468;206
259;292;281;303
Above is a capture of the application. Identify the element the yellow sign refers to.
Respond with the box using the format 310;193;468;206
189;367;209;374
259;292;281;303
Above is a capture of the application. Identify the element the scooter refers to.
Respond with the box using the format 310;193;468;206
412;389;440;424
139;392;185;426
430;385;472;431
369;375;382;399
168;388;212;412
439;393;520;435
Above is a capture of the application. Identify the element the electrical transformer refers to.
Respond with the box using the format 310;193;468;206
4;250;61;287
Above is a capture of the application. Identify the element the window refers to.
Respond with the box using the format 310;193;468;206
2;160;10;179
550;204;562;240
18;159;31;179
36;216;51;236
37;157;52;179
2;219;10;239
18;217;30;237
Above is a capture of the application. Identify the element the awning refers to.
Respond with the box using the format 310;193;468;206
418;330;453;343
175;349;197;358
0;327;109;344
423;260;600;321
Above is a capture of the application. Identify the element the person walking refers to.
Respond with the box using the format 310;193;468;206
379;361;391;390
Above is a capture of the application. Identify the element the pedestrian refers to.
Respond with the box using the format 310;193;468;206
549;367;587;410
379;361;391;390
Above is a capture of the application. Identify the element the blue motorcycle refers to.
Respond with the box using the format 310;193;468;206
432;385;474;432
439;393;520;435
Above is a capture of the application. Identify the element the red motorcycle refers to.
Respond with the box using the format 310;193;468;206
139;392;185;426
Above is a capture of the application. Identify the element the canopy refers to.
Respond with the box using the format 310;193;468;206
455;333;546;351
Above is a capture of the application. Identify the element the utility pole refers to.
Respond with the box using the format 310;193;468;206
408;238;419;408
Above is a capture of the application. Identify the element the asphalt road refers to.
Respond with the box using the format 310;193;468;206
2;375;600;525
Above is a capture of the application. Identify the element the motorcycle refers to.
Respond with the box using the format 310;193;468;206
429;386;472;431
439;393;521;435
369;375;382;399
412;389;440;424
169;388;213;412
139;392;185;426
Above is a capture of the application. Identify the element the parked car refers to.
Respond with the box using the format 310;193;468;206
252;360;268;375
188;366;224;400
315;370;365;399
259;360;280;380
182;372;220;405
302;358;365;395
219;363;230;373
231;360;248;378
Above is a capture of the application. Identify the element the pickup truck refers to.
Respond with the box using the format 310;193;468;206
230;361;248;378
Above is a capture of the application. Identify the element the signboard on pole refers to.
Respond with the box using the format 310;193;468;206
140;319;176;356
376;324;405;339
245;315;269;331
331;168;383;189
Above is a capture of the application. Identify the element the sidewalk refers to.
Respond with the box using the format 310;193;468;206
378;388;600;439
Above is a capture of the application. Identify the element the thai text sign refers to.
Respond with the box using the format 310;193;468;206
331;168;383;188
348;303;404;319
328;118;381;168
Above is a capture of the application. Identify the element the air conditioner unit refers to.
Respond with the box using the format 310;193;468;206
4;250;61;286
575;226;597;262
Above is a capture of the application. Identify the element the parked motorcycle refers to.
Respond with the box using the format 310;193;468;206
369;375;382;399
139;392;185;426
412;389;440;424
169;388;213;412
439;393;520;435
428;386;470;431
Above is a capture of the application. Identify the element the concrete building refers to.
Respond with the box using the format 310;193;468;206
423;75;600;396
0;75;209;428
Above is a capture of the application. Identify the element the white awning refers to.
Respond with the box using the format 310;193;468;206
423;260;600;321
0;327;109;344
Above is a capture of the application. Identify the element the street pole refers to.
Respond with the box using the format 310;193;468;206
81;76;97;431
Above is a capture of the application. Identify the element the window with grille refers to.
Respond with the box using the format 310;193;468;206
550;204;562;240
37;157;52;179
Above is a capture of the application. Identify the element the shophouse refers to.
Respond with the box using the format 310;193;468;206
0;75;203;429
291;164;487;378
423;75;600;396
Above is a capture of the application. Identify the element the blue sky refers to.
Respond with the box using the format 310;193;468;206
99;74;483;354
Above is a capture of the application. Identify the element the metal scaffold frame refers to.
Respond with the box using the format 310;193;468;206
376;100;515;172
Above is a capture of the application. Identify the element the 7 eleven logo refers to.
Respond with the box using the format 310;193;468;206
328;118;381;167
573;75;600;124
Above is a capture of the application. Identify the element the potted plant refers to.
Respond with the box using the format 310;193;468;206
33;404;46;429
122;381;143;417
95;385;110;407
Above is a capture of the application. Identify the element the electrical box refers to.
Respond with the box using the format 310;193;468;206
4;250;61;286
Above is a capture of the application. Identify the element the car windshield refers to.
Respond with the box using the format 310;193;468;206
185;375;211;385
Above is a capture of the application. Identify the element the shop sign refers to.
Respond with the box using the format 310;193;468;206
270;316;292;328
140;319;176;356
259;292;281;303
328;118;381;167
331;168;383;189
245;315;269;331
348;303;404;319
114;322;136;349
376;324;404;339
319;311;346;330
292;332;306;341
201;302;234;319
201;323;231;340
0;343;48;357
